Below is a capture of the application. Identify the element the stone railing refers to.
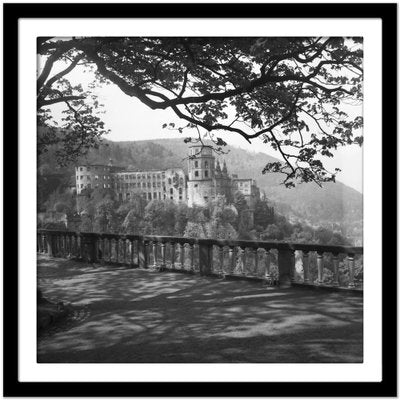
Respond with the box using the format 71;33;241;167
37;229;363;290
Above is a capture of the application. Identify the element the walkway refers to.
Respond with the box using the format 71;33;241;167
37;255;363;363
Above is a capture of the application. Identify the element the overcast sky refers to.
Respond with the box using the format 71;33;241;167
44;54;363;193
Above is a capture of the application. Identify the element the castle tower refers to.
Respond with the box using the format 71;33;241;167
215;160;222;177
222;160;228;176
187;145;215;207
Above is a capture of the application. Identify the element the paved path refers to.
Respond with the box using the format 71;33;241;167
37;255;363;363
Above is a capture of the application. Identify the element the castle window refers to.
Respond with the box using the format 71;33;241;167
164;194;166;199
157;182;161;188
103;175;107;179
205;161;208;168
179;196;182;200
126;193;130;199
168;178;172;184
195;161;198;168
170;188;173;194
119;193;123;201
147;182;151;188
153;192;157;199
80;184;83;188
195;171;199;177
148;193;152;200
194;184;198;188
179;178;183;185
204;170;209;178
103;184;106;188
170;196;173;200
153;182;156;187
159;193;162;199
203;196;208;202
179;188;182;194
157;174;161;179
80;167;83;171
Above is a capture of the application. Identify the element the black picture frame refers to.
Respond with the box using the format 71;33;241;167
3;2;397;397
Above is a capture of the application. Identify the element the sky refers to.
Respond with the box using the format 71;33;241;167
43;50;363;193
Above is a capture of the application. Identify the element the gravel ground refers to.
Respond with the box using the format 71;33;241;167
37;255;363;363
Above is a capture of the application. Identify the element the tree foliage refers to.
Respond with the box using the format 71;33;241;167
38;37;363;185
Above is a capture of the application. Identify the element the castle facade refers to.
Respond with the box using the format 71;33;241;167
75;145;260;208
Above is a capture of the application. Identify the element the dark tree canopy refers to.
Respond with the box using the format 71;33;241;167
37;36;363;186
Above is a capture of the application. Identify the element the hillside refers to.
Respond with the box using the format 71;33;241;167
38;137;363;242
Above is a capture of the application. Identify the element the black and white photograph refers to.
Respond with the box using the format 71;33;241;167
4;2;396;396
36;35;364;364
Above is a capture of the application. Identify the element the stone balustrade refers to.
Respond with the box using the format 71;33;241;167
37;229;363;290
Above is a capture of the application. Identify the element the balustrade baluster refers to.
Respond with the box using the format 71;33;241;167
122;239;127;264
153;241;158;268
189;244;194;272
117;239;121;263
160;242;166;271
228;247;234;274
170;243;175;269
41;234;45;253
65;235;70;257
253;248;258;276
219;246;224;275
241;247;247;275
61;235;65;257
302;251;310;283
348;253;355;288
264;250;272;283
330;253;339;286
128;240;133;266
100;238;105;264
108;239;112;262
96;238;102;261
70;235;74;256
317;252;324;284
179;243;185;270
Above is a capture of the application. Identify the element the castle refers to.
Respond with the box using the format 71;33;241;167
75;145;260;209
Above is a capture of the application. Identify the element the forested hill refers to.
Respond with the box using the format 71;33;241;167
39;138;362;239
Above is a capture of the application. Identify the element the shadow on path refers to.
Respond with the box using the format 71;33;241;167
37;255;363;363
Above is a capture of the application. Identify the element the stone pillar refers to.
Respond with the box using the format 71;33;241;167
80;233;98;263
278;249;294;288
199;241;213;276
